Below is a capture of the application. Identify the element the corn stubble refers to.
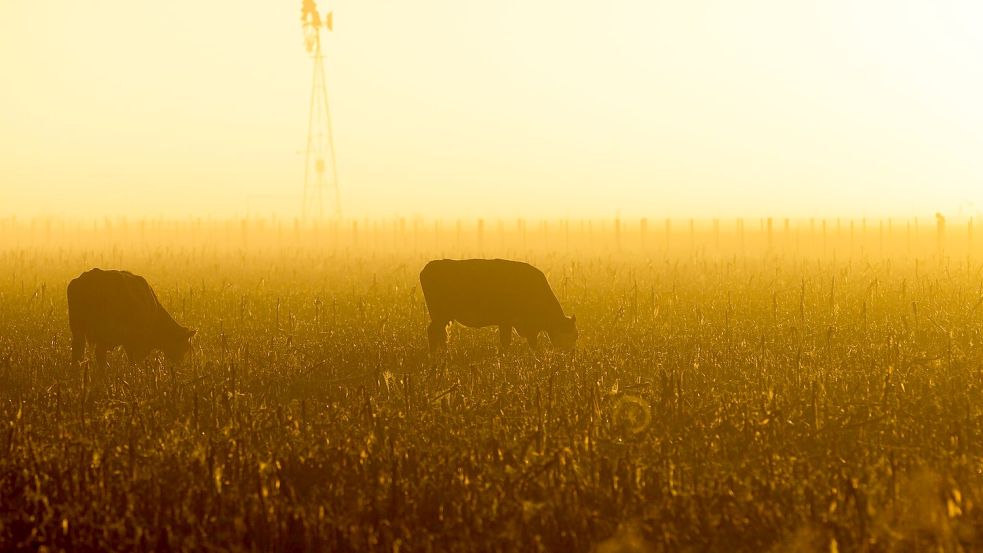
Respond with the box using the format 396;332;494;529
1;218;982;552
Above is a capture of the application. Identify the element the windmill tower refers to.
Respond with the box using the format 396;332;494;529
301;0;340;219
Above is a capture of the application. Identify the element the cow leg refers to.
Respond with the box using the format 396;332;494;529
427;320;448;352
69;311;86;363
525;331;539;349
71;331;86;364
94;345;109;368
499;325;513;349
124;346;147;366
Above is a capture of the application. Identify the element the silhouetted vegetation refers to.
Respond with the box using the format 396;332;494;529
1;217;981;551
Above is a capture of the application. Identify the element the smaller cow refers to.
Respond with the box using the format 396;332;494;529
420;259;577;351
68;268;196;365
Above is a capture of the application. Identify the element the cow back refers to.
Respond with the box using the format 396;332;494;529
68;269;163;341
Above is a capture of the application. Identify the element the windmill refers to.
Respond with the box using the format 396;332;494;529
301;0;340;219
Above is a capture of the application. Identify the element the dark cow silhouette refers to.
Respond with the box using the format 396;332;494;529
420;259;577;351
68;268;196;365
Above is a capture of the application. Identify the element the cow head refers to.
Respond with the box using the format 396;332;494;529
164;327;197;362
549;315;578;349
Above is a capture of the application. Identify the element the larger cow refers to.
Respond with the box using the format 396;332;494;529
420;259;577;351
68;268;196;365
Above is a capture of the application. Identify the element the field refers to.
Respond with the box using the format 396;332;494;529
2;217;983;552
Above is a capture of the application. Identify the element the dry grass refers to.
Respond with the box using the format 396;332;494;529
1;217;982;552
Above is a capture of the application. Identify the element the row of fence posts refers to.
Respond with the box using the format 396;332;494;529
0;215;975;255
221;215;975;255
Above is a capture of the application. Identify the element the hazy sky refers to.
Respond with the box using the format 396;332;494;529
1;0;981;219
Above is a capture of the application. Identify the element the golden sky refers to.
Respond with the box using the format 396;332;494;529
1;0;981;219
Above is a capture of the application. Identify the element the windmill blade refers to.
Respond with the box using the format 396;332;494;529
302;0;318;19
302;0;321;28
325;11;333;32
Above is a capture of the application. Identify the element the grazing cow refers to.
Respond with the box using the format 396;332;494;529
68;268;196;365
420;259;577;351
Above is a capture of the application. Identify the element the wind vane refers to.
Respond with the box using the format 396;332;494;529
301;0;340;220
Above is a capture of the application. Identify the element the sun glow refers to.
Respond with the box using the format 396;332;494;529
0;0;981;219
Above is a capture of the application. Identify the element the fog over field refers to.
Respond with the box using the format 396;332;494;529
2;218;982;551
4;0;983;550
